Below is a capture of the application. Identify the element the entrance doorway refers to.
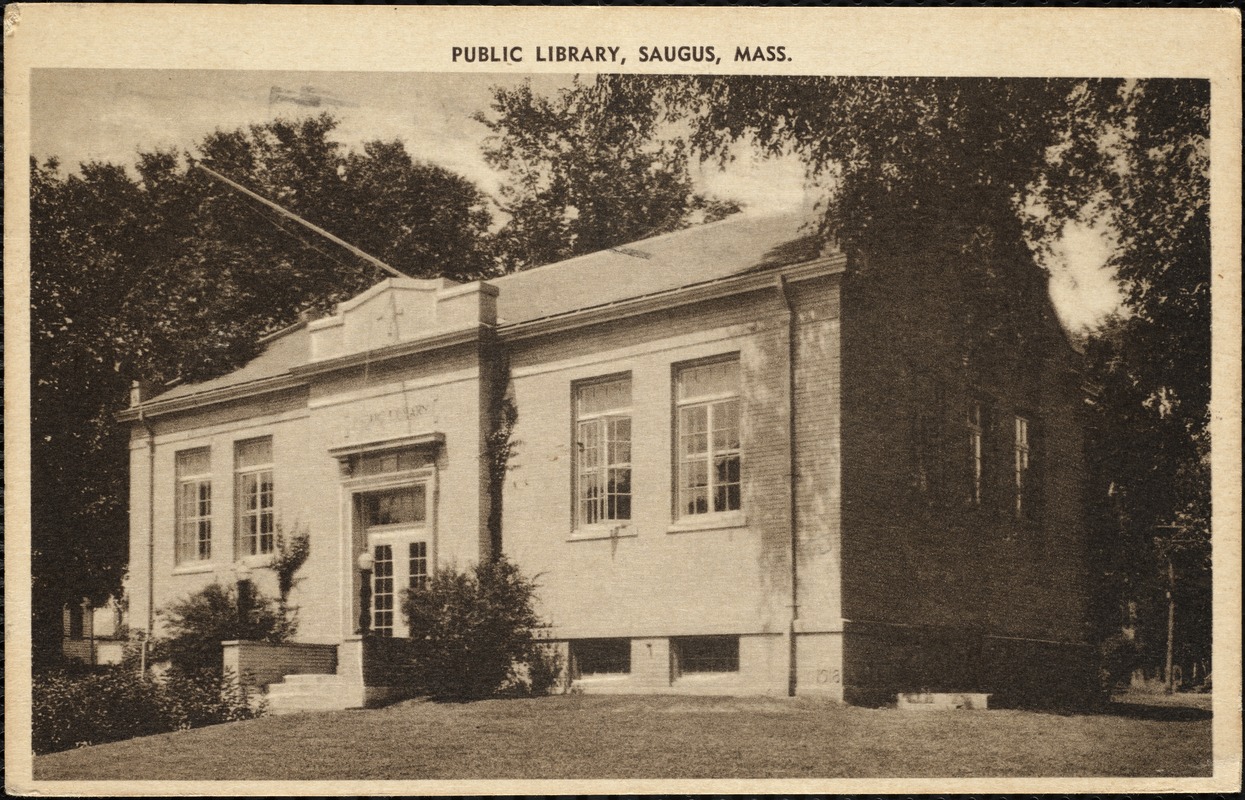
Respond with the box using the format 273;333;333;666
360;483;430;637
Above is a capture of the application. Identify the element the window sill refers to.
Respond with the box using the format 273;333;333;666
567;524;636;542
667;512;748;534
172;562;217;576
673;671;742;683
236;554;276;570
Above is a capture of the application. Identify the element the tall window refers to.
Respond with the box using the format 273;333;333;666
235;437;274;556
1014;416;1030;518
676;358;741;517
967;403;983;508
574;376;632;526
176;447;212;564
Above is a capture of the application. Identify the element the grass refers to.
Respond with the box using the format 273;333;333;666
33;692;1212;781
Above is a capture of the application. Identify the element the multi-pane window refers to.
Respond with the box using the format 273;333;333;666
676;358;741;517
372;544;394;636
1014;416;1031;518
235;437;274;556
176;447;212;564
967;403;983;508
409;541;428;591
574;376;632;526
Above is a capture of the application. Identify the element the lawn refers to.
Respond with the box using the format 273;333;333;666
33;692;1213;781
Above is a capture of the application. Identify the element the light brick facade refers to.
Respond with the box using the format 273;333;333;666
122;212;1093;703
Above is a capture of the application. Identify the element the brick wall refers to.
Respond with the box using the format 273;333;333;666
222;640;337;687
840;240;1093;702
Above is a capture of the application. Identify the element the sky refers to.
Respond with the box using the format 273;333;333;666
30;69;1121;330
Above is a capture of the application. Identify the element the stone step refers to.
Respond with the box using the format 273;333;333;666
266;701;356;711
266;685;353;699
265;671;366;714
278;672;349;685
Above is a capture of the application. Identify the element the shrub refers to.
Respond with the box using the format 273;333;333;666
32;666;260;754
156;582;293;675
34;668;172;754
162;667;263;729
524;642;567;697
402;555;549;701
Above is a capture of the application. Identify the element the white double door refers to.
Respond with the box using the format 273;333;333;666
367;531;429;637
360;482;430;638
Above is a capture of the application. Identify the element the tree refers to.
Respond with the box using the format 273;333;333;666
1073;80;1212;684
475;76;739;271
30;115;496;665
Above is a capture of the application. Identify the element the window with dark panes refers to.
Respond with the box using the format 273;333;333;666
572;638;631;676
673;635;740;674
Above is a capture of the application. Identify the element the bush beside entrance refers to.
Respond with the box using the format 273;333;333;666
399;555;562;700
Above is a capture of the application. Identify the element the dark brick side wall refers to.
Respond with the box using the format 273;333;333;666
840;238;1093;703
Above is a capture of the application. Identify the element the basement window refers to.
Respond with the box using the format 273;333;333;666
572;638;631;677
673;635;740;675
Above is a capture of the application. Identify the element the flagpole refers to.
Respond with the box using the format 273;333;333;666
196;163;410;279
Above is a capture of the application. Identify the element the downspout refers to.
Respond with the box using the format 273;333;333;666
776;276;800;697
135;383;157;673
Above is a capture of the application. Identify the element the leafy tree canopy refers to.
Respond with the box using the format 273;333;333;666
30;114;495;663
476;76;740;271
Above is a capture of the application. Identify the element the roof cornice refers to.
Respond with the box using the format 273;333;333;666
498;255;846;342
118;326;491;424
115;374;307;423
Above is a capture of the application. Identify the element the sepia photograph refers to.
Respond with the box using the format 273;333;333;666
5;6;1240;795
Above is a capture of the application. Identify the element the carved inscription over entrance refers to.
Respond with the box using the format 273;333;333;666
337;393;434;444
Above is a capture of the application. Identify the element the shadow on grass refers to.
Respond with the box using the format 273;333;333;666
984;688;1213;721
1097;701;1212;722
995;698;1213;721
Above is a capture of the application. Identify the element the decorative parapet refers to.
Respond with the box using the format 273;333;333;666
308;278;499;363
